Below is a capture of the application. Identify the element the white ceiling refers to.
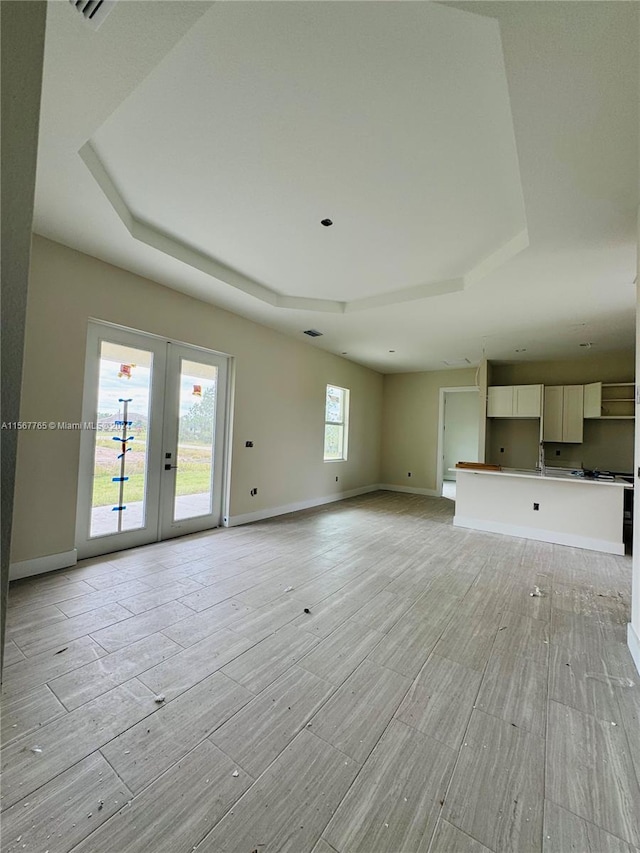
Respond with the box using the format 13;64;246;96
34;1;638;373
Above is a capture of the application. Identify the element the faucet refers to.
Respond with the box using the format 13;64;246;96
538;442;546;475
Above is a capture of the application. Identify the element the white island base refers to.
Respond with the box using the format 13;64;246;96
454;468;628;555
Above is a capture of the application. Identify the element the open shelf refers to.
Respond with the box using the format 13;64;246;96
588;382;635;419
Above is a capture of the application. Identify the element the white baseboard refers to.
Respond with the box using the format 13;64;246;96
379;484;439;497
628;623;640;676
10;548;78;581
225;484;381;527
453;516;625;556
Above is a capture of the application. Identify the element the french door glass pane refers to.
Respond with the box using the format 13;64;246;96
90;342;153;537
173;359;217;521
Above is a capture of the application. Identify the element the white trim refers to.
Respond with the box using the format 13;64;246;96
324;384;350;462
453;515;625;556
224;485;380;527
10;549;78;581
436;386;481;497
221;356;236;531
76;322;169;559
627;623;640;676
379;484;439;497
159;343;229;539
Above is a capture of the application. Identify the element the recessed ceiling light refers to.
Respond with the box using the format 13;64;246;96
303;329;323;337
388;350;396;353
320;219;333;227
515;348;527;353
341;351;348;355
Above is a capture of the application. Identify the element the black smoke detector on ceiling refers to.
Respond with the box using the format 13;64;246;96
303;329;323;337
320;219;333;227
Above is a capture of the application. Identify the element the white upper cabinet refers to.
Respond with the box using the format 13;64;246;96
563;385;585;442
514;384;543;418
544;385;584;443
542;386;563;441
487;385;514;418
487;385;542;418
583;382;602;419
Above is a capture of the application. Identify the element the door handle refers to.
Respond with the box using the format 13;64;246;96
164;464;179;471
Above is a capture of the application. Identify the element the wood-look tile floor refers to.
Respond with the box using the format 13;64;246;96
2;492;639;853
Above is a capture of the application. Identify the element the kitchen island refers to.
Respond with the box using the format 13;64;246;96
453;467;631;555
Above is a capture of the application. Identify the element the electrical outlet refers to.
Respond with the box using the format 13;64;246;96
245;441;254;448
500;448;504;453
555;450;561;456
407;472;412;477
250;487;258;496
533;502;539;511
335;476;339;482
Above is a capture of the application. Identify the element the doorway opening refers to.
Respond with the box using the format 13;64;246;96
436;387;481;500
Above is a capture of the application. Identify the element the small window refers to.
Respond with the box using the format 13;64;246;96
324;384;349;461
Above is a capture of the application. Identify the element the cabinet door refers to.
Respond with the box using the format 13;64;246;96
562;385;584;442
583;382;602;418
514;384;542;418
487;386;514;418
543;386;563;442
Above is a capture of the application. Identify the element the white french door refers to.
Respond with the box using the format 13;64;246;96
76;322;230;559
159;342;228;540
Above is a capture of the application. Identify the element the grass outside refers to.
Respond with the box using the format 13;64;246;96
92;433;213;507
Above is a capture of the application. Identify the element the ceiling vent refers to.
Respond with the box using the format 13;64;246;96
69;0;117;30
303;329;323;338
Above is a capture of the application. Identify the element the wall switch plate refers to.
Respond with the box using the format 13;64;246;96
533;502;539;511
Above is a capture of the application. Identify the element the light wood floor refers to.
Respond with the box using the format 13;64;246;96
2;491;639;853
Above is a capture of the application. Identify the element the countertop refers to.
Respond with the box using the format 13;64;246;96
453;467;633;489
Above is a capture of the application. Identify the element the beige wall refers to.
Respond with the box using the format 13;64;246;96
12;236;383;564
491;353;634;386
488;353;636;472
489;419;541;470
381;368;477;492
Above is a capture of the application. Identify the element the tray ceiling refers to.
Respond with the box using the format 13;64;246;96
33;1;638;372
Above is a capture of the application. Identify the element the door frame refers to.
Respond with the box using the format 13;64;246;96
436;386;481;496
75;320;234;559
159;341;230;541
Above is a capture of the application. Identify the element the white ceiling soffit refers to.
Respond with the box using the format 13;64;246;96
81;2;528;314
